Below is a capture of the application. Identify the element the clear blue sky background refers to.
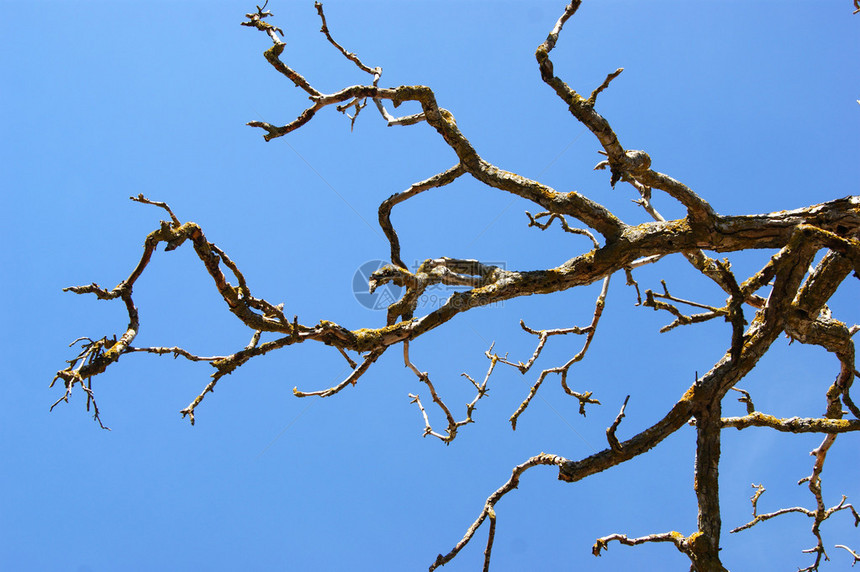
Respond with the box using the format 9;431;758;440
2;1;858;570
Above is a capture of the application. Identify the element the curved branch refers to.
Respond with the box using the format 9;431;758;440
429;453;567;571
378;164;466;268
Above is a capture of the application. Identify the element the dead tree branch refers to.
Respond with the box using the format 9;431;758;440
54;3;860;571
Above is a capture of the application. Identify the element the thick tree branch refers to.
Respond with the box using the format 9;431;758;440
722;413;860;433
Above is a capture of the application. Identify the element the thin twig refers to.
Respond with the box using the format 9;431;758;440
606;395;630;452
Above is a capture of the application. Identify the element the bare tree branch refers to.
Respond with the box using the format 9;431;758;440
53;3;860;571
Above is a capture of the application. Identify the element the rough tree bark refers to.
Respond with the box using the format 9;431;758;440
53;2;859;571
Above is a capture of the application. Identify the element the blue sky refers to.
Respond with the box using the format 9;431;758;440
2;1;858;570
